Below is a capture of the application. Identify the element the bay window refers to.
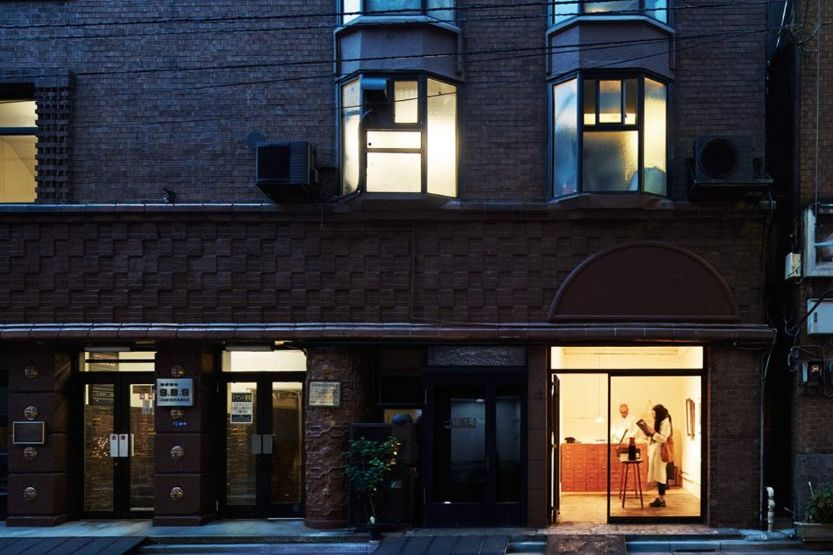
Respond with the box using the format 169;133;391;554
340;75;457;197
552;74;667;197
550;0;668;25
342;0;454;24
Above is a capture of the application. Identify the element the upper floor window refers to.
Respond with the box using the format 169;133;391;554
550;0;668;25
341;0;454;24
0;100;37;202
341;75;457;197
552;75;667;197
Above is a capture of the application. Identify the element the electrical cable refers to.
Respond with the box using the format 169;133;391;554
0;0;786;31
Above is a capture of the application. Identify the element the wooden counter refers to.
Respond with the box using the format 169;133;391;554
560;442;649;492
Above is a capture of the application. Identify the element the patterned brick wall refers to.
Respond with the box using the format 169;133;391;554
304;348;370;528
0;210;766;325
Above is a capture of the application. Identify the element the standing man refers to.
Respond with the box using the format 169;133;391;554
611;403;637;444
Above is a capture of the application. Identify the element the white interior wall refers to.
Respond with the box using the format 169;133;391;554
556;373;701;499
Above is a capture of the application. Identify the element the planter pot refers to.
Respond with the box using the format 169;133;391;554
796;522;833;542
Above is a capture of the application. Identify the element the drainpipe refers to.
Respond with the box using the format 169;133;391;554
767;487;776;532
760;344;775;529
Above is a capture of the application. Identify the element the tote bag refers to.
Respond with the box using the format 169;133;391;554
661;434;675;463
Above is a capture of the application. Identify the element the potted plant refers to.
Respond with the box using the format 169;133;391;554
345;436;400;542
796;483;833;542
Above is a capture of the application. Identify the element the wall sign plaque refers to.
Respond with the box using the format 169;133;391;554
13;421;45;445
156;378;194;407
309;381;341;408
230;392;253;424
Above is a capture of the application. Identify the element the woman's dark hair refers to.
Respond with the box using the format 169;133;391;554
653;404;671;433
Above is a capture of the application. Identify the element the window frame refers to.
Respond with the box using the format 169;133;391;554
0;97;38;203
549;0;670;26
550;71;669;198
338;72;459;197
340;0;455;24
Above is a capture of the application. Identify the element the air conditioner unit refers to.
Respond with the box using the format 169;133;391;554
256;141;318;203
690;136;771;197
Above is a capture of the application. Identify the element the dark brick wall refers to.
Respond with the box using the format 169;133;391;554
708;347;761;527
0;1;767;203
0;209;766;326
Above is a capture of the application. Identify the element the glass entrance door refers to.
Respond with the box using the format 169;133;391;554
82;375;156;517
424;373;526;526
222;377;304;517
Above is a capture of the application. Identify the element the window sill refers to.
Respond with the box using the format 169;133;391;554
339;192;455;210
547;14;674;37
549;193;672;210
335;15;460;35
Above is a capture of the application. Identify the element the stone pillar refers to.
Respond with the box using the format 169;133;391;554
153;343;216;525
6;349;71;526
304;348;369;529
527;345;549;528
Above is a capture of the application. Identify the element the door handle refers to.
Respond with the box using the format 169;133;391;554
251;434;262;455
262;435;273;455
109;433;130;458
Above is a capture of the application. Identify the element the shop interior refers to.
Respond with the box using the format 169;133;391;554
551;347;703;523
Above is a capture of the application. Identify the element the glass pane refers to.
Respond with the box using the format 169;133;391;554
367;152;422;192
366;0;420;15
496;388;522;502
553;79;578;197
82;351;156;372
427;0;454;21
583;80;596;126
271;382;303;505
644;78;667;195
222;350;307;372
341;79;361;194
367;131;422;150
84;384;114;512
129;384;155;511
582;130;638;192
226;382;258;506
0;100;36;128
394;81;419;124
598;80;622;124
585;0;639;15
427;79;457;197
608;376;702;518
624;79;638;125
434;387;486;502
343;0;361;23
553;0;575;23
645;0;668;22
0;135;36;203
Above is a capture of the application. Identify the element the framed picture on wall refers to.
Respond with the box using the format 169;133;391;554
686;398;696;438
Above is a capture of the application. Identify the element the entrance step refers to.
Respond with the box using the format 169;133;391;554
375;534;511;555
0;536;144;555
135;543;374;554
546;535;626;554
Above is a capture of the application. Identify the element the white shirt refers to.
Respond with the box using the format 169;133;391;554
611;413;638;443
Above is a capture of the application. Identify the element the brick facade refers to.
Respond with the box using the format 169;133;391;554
0;0;773;529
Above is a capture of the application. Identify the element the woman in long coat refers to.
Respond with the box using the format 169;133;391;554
646;404;672;508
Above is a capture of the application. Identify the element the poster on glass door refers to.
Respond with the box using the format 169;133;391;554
231;392;253;424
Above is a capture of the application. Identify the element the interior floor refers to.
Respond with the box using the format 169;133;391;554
557;488;702;524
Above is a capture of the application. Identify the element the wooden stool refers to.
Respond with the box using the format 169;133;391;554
619;459;644;508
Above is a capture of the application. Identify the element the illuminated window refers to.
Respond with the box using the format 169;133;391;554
552;75;667;197
341;0;454;24
550;0;668;25
0;99;37;202
340;75;457;197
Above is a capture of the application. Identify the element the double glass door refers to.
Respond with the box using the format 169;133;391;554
424;373;526;526
81;374;156;517
221;375;304;517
